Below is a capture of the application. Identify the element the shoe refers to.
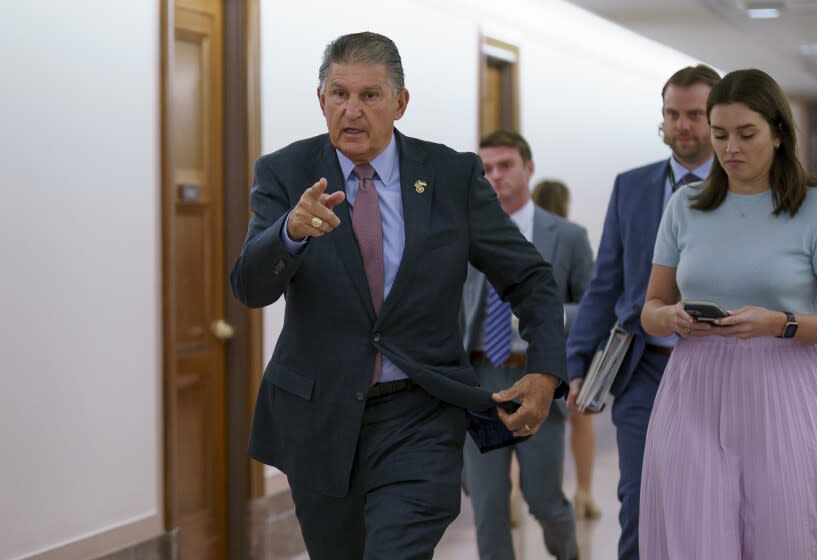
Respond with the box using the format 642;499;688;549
573;489;601;519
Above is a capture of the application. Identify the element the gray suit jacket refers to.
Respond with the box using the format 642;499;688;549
463;206;595;353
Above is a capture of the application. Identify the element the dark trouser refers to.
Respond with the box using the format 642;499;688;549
288;385;466;560
463;362;577;560
611;349;669;560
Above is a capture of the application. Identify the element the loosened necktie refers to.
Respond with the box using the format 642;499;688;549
351;163;384;384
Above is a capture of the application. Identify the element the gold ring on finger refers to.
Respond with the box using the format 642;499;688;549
686;328;691;336
310;216;323;228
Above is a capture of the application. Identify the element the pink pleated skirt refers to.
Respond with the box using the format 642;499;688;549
640;335;817;560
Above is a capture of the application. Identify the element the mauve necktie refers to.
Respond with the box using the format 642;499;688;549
351;163;384;384
483;284;512;367
673;172;701;192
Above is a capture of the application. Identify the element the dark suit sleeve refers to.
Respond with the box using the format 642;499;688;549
563;224;595;331
230;156;307;308
566;176;624;381
465;154;567;383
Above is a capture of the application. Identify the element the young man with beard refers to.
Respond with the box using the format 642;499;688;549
566;65;720;560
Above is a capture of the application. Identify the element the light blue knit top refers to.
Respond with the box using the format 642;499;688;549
653;184;817;314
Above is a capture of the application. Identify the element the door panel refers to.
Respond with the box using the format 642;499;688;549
164;1;226;559
481;62;502;137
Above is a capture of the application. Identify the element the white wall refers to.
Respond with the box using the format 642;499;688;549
0;2;162;558
0;0;714;556
258;0;702;356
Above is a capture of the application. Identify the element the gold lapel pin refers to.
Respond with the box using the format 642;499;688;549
414;180;427;194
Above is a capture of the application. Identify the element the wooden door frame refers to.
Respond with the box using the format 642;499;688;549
160;0;263;558
222;0;265;559
478;35;520;140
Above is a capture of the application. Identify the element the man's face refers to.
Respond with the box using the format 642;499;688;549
662;83;713;166
479;146;533;213
318;61;409;164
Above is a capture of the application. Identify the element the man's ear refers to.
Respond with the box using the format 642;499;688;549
525;159;534;177
394;89;410;120
317;87;326;115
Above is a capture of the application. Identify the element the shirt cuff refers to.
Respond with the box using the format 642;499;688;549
281;211;309;255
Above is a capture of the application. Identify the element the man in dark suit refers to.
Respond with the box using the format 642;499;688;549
230;32;567;560
566;65;720;560
461;131;593;560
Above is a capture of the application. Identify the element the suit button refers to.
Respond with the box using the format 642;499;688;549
373;333;381;342
355;392;365;401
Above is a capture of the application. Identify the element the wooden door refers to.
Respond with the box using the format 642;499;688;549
162;1;228;559
481;62;503;137
479;38;520;138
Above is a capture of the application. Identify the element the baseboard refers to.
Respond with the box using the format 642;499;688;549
14;515;175;560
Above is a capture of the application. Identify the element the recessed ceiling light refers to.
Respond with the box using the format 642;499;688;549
746;7;781;18
800;44;817;56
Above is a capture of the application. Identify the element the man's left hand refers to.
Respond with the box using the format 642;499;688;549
493;373;560;437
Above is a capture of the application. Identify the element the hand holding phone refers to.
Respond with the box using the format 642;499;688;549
682;300;729;323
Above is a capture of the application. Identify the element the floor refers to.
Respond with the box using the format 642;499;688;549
436;408;621;559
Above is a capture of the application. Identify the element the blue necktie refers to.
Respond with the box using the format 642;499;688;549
483;284;511;367
673;172;701;192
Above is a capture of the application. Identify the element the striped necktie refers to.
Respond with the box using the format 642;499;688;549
483;283;511;367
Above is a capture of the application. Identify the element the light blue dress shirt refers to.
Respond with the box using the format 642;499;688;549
646;155;713;349
282;134;408;382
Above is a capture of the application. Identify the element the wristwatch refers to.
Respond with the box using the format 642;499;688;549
780;311;798;338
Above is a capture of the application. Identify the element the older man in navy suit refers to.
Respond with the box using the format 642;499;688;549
231;32;567;560
567;64;720;560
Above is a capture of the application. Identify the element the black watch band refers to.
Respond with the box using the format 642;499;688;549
780;311;798;338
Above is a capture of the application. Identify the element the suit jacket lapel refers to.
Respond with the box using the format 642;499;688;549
644;160;671;239
319;138;376;321
532;207;559;262
378;131;433;321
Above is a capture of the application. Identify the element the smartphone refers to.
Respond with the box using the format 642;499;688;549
682;300;729;322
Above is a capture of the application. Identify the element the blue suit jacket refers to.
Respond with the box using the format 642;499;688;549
231;130;567;496
567;159;670;396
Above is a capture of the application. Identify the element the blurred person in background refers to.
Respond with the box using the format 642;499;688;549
532;179;600;520
567;64;721;560
640;68;817;559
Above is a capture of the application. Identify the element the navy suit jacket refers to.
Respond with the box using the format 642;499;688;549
567;159;670;396
231;130;566;496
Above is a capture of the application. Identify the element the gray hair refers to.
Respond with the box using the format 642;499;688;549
318;32;405;95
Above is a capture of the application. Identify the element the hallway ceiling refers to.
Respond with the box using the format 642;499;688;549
565;0;817;97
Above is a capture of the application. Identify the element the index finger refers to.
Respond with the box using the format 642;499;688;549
308;177;329;197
